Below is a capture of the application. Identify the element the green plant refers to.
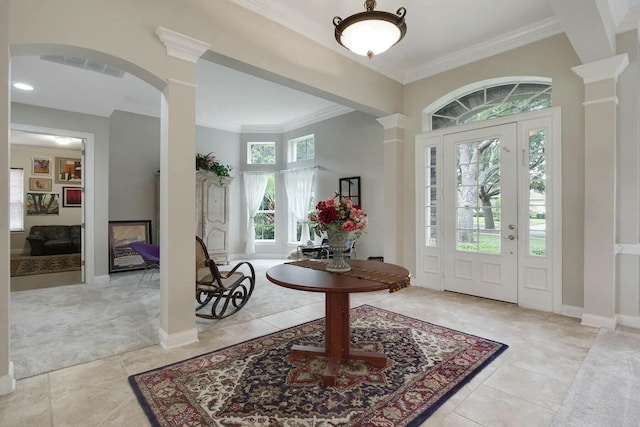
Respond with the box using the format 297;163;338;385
196;152;232;177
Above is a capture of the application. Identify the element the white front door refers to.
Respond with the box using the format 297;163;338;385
414;108;561;311
443;123;518;302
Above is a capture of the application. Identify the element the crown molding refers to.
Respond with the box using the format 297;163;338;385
241;105;353;134
403;17;563;83
155;27;210;63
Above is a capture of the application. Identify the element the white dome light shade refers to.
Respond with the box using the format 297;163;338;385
340;19;401;57
333;1;407;59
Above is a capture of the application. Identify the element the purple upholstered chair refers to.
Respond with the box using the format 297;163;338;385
130;241;160;286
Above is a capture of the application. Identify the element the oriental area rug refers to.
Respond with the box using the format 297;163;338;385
129;305;508;427
10;253;82;277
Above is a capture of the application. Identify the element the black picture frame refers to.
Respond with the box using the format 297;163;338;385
108;220;152;273
339;176;361;207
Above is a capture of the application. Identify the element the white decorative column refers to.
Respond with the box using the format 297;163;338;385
377;114;407;264
0;0;15;396
156;27;210;348
572;54;629;328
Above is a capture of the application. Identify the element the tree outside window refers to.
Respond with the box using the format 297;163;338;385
255;174;275;240
249;142;276;165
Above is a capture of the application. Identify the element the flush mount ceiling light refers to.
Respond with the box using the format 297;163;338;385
333;0;407;59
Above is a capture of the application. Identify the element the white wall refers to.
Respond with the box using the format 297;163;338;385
10;145;82;255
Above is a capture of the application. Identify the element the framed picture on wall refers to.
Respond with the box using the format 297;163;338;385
62;187;82;207
32;157;51;176
55;157;82;184
26;193;59;215
108;220;152;273
29;177;52;192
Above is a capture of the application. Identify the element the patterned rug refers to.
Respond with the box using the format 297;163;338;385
10;254;82;277
129;305;508;426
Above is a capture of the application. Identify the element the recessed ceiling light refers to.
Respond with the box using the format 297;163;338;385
13;82;34;91
55;137;72;145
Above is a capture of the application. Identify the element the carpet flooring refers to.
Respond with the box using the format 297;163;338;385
10;253;81;277
129;305;508;427
10;259;325;380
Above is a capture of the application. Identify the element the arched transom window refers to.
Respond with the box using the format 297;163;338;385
431;82;552;130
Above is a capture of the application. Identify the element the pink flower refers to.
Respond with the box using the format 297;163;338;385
356;222;365;230
325;199;335;207
342;220;356;232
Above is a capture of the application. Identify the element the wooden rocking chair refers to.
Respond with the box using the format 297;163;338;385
195;236;256;319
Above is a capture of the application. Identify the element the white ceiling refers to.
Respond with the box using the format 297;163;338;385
9;0;640;146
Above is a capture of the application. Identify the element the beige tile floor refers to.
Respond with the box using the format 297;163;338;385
0;282;599;426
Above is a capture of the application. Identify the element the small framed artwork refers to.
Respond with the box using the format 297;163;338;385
29;177;52;192
108;220;152;273
55;157;82;184
62;187;82;207
26;193;59;215
32;157;51;176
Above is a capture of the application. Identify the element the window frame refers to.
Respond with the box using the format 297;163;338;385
247;141;276;165
288;134;315;163
10;168;25;232
254;173;276;242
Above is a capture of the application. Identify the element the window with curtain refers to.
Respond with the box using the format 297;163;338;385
255;174;276;240
10;168;24;232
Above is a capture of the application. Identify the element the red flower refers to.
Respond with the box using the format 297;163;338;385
318;207;338;224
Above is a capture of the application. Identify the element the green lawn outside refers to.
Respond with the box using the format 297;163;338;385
457;232;546;255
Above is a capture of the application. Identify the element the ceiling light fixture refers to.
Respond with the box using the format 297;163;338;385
333;0;407;59
13;82;34;91
55;137;72;145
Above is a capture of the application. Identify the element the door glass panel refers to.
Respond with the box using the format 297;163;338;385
455;139;501;254
529;129;547;256
424;146;438;247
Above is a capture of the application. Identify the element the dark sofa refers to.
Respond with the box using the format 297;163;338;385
26;225;82;256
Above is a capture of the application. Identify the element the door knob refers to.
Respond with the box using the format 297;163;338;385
508;235;515;240
508;224;516;230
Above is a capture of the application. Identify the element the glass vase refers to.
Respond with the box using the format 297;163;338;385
326;229;351;272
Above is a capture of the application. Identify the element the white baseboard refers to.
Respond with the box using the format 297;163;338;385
581;313;617;329
559;304;583;319
0;362;16;396
10;249;29;256
93;275;110;285
617;314;640;329
158;327;198;349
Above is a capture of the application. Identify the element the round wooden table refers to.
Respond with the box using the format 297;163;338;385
266;259;410;386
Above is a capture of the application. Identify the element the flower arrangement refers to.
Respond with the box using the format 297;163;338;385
196;152;232;177
309;194;368;239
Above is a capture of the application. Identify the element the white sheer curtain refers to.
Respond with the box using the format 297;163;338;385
243;172;269;254
283;167;315;245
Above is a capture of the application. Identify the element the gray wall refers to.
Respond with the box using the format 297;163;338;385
109;110;160;242
283;111;384;260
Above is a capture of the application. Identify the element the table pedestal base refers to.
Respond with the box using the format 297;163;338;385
290;293;387;386
291;345;387;386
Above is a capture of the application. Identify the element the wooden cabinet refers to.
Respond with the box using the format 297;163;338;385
196;171;233;264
